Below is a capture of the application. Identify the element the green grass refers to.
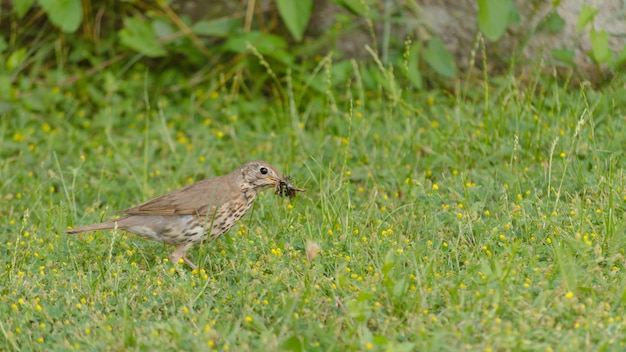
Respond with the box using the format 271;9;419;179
2;64;626;351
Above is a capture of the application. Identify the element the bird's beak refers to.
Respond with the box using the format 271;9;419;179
266;177;280;184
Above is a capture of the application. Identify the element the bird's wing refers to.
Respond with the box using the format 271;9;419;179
120;176;236;216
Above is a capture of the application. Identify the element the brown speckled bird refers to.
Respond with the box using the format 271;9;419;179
67;160;304;269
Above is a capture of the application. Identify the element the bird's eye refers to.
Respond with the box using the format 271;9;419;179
260;167;268;175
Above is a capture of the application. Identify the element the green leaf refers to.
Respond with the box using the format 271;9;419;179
508;4;520;25
477;0;514;41
406;42;423;89
356;291;373;302
424;39;457;78
15;0;36;18
373;335;388;345
275;0;313;42
7;48;27;71
223;31;286;53
332;0;368;16
223;31;293;65
590;29;611;63
577;4;598;31
551;48;575;66
119;17;166;57
280;335;303;352
192;18;240;37
38;0;82;33
152;19;175;39
541;11;565;33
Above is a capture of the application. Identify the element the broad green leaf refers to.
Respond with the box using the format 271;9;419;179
14;0;36;18
119;17;166;57
7;48;26;71
38;0;82;33
541;11;565;33
590;29;611;63
424;39;457;78
373;335;388;345
577;4;598;31
508;4;520;25
332;0;368;16
192;18;240;37
280;335;303;352
152;19;175;39
356;291;373;302
477;0;514;41
223;31;293;65
406;42;423;89
275;0;312;42
223;31;287;53
551;48;575;66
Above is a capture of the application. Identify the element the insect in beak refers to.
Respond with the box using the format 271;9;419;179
275;176;305;199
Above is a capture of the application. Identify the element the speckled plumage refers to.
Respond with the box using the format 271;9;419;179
68;160;303;269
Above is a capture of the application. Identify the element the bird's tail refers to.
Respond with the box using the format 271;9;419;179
66;221;119;234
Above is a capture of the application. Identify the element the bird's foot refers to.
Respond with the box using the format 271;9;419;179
169;254;197;270
182;257;197;270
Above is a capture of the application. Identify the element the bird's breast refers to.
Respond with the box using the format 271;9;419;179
203;197;254;240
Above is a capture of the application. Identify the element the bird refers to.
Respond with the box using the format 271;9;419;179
67;160;304;269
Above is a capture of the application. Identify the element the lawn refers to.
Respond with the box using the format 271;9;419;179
2;63;626;351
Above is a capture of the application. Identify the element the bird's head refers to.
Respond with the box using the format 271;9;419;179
240;160;283;192
239;160;305;199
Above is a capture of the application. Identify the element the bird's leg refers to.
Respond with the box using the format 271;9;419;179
182;257;197;270
170;243;196;270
